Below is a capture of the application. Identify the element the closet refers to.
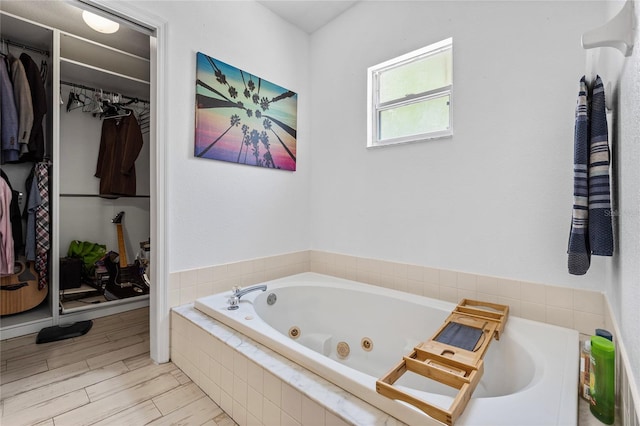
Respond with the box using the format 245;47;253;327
1;2;152;339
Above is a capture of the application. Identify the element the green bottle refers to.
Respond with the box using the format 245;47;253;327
590;335;615;424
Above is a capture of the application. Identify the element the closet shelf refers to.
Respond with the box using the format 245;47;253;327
60;194;151;198
60;58;150;101
0;11;53;52
60;32;149;82
582;0;635;57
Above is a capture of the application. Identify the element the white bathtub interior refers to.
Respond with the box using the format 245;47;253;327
194;272;578;425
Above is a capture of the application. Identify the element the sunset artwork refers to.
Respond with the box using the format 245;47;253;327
194;52;298;171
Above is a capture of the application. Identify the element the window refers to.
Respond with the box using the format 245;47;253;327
368;38;453;147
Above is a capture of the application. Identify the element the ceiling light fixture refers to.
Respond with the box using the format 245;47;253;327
82;10;120;34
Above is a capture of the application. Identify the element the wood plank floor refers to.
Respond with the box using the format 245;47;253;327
0;307;236;426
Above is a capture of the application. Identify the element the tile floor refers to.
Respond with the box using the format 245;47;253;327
0;307;236;426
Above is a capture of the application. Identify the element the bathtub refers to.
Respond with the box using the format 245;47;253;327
194;272;578;425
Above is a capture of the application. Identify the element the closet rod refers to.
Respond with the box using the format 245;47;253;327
0;38;50;57
60;194;151;198
60;80;149;104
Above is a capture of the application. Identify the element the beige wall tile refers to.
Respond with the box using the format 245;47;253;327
573;289;604;315
457;289;478;302
439;286;458;303
220;391;233;419
208;358;221;388
546;286;573;309
180;269;198;288
281;382;302;423
232;399;247;426
476;292;498;304
251;257;266;272
220;343;234;372
179;286;196;305
197;266;215;284
422;282;439;299
212;265;230;282
213;279;233;295
168;289;180;308
406;264;424;282
247;386;263;421
497;297;521;317
392;275;408;293
423;267;440;284
301;396;325;426
521;282;546;305
573;311;605;335
220;367;233;399
405;279;421;296
233;352;248;383
476;275;498;295
378;260;395;277
233;376;248;408
247;361;263;393
263;397;280;425
202;375;221;406
282;410;301;426
546;306;574;329
439;270;457;288
325;411;350;426
263;372;281;406
247;412;260;426
168;273;180;292
520;301;546;323
196;282;213;299
496;278;521;300
393;262;408;279
456;272;477;291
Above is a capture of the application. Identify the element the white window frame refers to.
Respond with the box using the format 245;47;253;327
367;37;453;148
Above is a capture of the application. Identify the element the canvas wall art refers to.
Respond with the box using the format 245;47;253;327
194;52;298;171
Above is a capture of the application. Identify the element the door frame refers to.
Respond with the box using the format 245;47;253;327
84;0;170;363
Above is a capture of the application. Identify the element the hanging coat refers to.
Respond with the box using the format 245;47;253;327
19;53;47;163
1;57;19;163
0;170;23;256
8;54;33;154
95;114;143;197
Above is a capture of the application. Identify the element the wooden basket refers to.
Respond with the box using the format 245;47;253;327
376;299;509;426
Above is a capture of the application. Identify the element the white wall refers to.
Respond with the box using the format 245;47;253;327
122;0;640;400
309;1;608;291
131;0;311;272
605;0;640;401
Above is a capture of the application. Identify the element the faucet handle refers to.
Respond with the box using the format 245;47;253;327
231;286;241;294
228;295;240;310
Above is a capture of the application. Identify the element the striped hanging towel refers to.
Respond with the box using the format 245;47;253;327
568;76;614;276
568;77;591;275
588;76;614;256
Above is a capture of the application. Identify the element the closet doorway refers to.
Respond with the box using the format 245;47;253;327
0;1;168;363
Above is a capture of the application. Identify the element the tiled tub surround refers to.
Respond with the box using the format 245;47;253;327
171;306;401;426
169;250;638;424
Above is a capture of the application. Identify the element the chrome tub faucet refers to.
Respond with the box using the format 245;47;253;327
227;284;267;310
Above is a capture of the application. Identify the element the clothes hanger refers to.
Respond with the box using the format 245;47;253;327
66;86;85;112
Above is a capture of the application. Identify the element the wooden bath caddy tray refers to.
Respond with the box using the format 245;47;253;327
376;299;509;426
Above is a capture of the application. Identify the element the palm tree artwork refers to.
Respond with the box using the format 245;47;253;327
195;52;298;171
